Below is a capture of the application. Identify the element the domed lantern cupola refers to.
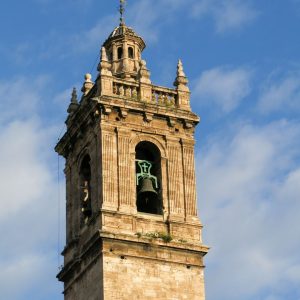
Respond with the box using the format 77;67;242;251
100;0;146;80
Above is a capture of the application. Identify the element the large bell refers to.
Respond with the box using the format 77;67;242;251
138;178;157;196
137;178;159;214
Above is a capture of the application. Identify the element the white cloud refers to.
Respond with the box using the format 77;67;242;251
73;0;187;47
0;77;65;299
126;0;188;42
0;118;64;299
34;0;93;6
197;120;300;299
258;73;300;114
8;0;258;65
193;67;252;113
0;120;53;217
127;0;164;43
53;83;82;109
0;253;59;300
0;76;49;124
128;0;258;38
192;0;259;33
69;15;117;54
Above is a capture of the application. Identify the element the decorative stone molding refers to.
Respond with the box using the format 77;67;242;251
119;108;128;119
130;134;167;158
184;120;193;129
102;105;112;115
144;112;153;123
168;117;176;127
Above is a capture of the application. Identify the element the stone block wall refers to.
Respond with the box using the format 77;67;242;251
102;239;206;300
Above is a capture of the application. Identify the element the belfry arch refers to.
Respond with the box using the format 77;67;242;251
135;141;163;215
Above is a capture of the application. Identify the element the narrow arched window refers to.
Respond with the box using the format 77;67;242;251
128;47;134;59
80;155;92;224
135;142;162;215
117;47;123;59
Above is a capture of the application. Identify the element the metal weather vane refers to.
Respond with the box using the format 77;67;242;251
119;0;126;25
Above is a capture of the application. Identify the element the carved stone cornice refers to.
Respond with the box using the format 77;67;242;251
92;96;199;124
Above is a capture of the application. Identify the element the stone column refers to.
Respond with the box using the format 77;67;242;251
122;41;129;74
112;44;118;74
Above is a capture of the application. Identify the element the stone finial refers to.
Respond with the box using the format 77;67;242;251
81;73;94;96
138;59;151;84
174;59;191;110
174;59;189;92
67;87;79;114
98;47;112;76
71;87;78;103
101;47;108;62
177;59;186;77
85;73;92;81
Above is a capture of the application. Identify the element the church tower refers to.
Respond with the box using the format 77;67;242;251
56;2;209;299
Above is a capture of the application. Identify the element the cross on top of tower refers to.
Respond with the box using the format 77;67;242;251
119;0;126;25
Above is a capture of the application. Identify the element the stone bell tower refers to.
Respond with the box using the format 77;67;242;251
55;2;209;299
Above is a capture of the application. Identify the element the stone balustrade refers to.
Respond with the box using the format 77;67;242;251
113;81;140;100
112;81;178;107
151;86;177;107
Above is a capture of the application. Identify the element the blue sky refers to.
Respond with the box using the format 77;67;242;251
0;0;300;299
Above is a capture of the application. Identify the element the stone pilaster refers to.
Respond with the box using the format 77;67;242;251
101;125;118;211
167;138;185;220
116;128;135;213
181;139;198;221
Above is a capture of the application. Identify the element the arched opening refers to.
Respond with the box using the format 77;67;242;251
128;47;134;59
79;155;92;224
117;47;123;59
135;141;162;215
